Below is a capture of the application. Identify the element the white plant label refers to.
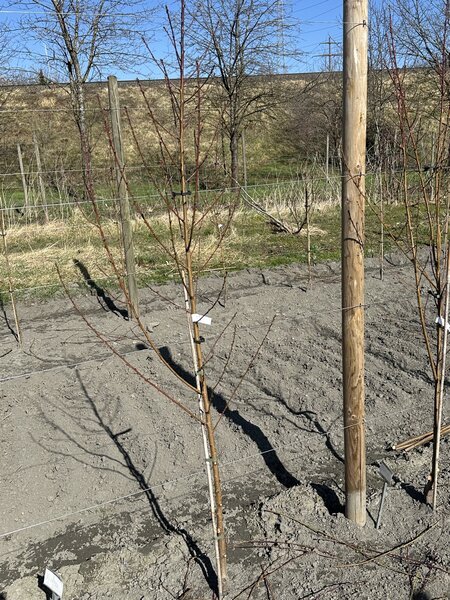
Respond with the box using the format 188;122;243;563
43;568;63;597
436;316;450;332
192;313;212;326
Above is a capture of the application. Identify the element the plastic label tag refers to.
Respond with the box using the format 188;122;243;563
192;313;212;326
43;569;63;597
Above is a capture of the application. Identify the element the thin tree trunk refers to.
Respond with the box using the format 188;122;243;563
0;209;22;345
230;129;239;186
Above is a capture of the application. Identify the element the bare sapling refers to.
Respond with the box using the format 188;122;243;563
55;1;240;595
234;172;316;243
0;203;22;345
385;11;450;507
161;5;228;587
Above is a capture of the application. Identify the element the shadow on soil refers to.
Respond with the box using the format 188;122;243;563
0;296;19;343
75;372;218;595
73;259;129;320
311;482;344;514
401;482;425;504
159;346;300;488
256;384;344;466
37;574;52;599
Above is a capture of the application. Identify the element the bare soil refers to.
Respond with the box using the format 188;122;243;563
0;256;449;599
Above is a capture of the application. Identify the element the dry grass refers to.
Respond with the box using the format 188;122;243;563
0;190;404;301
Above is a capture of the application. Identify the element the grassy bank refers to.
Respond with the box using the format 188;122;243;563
0;188;412;303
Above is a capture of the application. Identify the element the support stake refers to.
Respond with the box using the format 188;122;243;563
108;75;139;319
341;0;369;526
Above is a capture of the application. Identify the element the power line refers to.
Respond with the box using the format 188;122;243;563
0;285;417;386
317;36;342;71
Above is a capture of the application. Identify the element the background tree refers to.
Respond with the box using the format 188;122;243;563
188;0;300;185
16;0;146;187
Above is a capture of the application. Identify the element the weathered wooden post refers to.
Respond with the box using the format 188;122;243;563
33;133;49;222
17;143;29;220
107;75;139;319
341;0;368;526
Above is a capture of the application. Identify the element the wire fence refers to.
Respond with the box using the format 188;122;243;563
0;71;444;571
0;162;436;303
0;279;430;544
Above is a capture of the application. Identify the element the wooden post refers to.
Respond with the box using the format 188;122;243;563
33;133;48;222
326;132;330;182
17;144;29;219
341;0;368;526
242;129;248;190
107;75;139;319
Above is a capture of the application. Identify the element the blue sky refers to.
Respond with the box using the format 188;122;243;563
292;0;344;71
0;0;348;80
151;0;346;76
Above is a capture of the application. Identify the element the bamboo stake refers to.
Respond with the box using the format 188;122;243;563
182;275;225;598
430;241;450;507
393;424;450;452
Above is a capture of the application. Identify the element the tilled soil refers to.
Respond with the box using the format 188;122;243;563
0;256;449;599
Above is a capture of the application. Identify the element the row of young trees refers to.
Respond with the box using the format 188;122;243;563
2;0;450;595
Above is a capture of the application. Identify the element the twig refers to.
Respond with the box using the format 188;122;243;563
231;553;306;599
263;510;439;573
337;523;438;568
261;565;273;600
393;424;450;451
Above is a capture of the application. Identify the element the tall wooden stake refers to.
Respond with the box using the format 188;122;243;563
17;144;29;221
108;75;139;319
342;0;368;526
33;133;48;222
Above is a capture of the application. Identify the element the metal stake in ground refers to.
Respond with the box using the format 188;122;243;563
376;462;394;530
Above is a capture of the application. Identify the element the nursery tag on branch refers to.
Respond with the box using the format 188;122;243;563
436;316;450;332
192;314;212;326
43;568;63;598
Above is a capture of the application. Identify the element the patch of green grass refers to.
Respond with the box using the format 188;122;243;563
0;189;435;303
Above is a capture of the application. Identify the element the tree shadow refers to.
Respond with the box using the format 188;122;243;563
311;482;344;514
0;295;19;343
401;482;425;504
265;389;344;464
75;372;218;595
159;346;300;488
73;259;129;320
37;574;51;599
